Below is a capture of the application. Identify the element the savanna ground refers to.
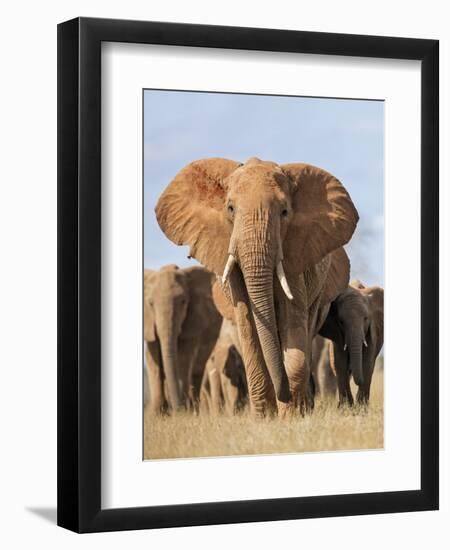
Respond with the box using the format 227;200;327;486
144;368;383;460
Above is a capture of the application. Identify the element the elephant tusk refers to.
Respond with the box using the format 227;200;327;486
343;343;347;351
276;262;294;301
363;338;368;347
222;254;236;284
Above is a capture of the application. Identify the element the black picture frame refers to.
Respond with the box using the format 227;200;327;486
57;17;439;533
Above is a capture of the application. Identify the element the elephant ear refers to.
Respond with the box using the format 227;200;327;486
181;266;222;340
155;159;242;275
320;247;351;307
143;269;156;342
212;279;235;322
318;301;342;344
365;286;384;354
281;163;359;276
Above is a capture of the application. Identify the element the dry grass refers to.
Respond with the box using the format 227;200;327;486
144;368;383;460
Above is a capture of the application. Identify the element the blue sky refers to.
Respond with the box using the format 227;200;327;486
144;90;384;286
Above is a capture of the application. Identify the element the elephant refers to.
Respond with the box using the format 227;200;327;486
200;318;248;415
155;157;359;416
144;264;222;413
200;279;247;414
143;360;150;408
311;335;337;399
319;280;384;405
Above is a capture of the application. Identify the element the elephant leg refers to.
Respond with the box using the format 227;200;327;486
356;385;369;404
357;346;378;404
225;350;247;414
280;325;309;414
310;359;319;396
318;343;337;400
277;322;310;415
221;371;240;415
188;350;199;411
357;362;374;404
336;371;353;406
145;341;167;414
199;363;212;414
191;341;216;409
209;363;224;414
310;303;331;401
331;342;353;407
208;343;230;415
177;338;196;410
221;349;241;415
321;366;337;399
278;295;329;415
284;347;309;414
341;374;354;406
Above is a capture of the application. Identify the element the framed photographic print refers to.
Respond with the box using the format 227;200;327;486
57;17;439;532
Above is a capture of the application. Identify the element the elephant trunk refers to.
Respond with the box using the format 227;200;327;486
238;216;290;403
245;270;291;402
157;322;182;410
348;332;364;387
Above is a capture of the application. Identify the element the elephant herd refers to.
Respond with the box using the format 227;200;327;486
144;157;384;418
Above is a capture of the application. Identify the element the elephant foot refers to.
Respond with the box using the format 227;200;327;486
305;389;315;414
337;387;354;408
356;389;369;405
250;405;273;419
249;394;277;418
337;402;352;410
356;391;370;412
277;400;296;419
186;398;200;415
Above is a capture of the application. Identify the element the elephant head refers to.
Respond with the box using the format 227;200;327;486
144;264;217;409
155;158;358;406
321;281;384;392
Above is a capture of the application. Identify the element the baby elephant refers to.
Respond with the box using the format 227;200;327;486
320;280;384;405
200;319;247;415
144;264;222;413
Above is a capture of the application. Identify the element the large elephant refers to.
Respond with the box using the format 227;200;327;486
156;157;358;416
320;280;384;405
144;264;222;413
200;318;247;415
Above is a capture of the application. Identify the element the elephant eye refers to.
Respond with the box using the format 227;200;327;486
281;208;289;217
227;204;234;214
